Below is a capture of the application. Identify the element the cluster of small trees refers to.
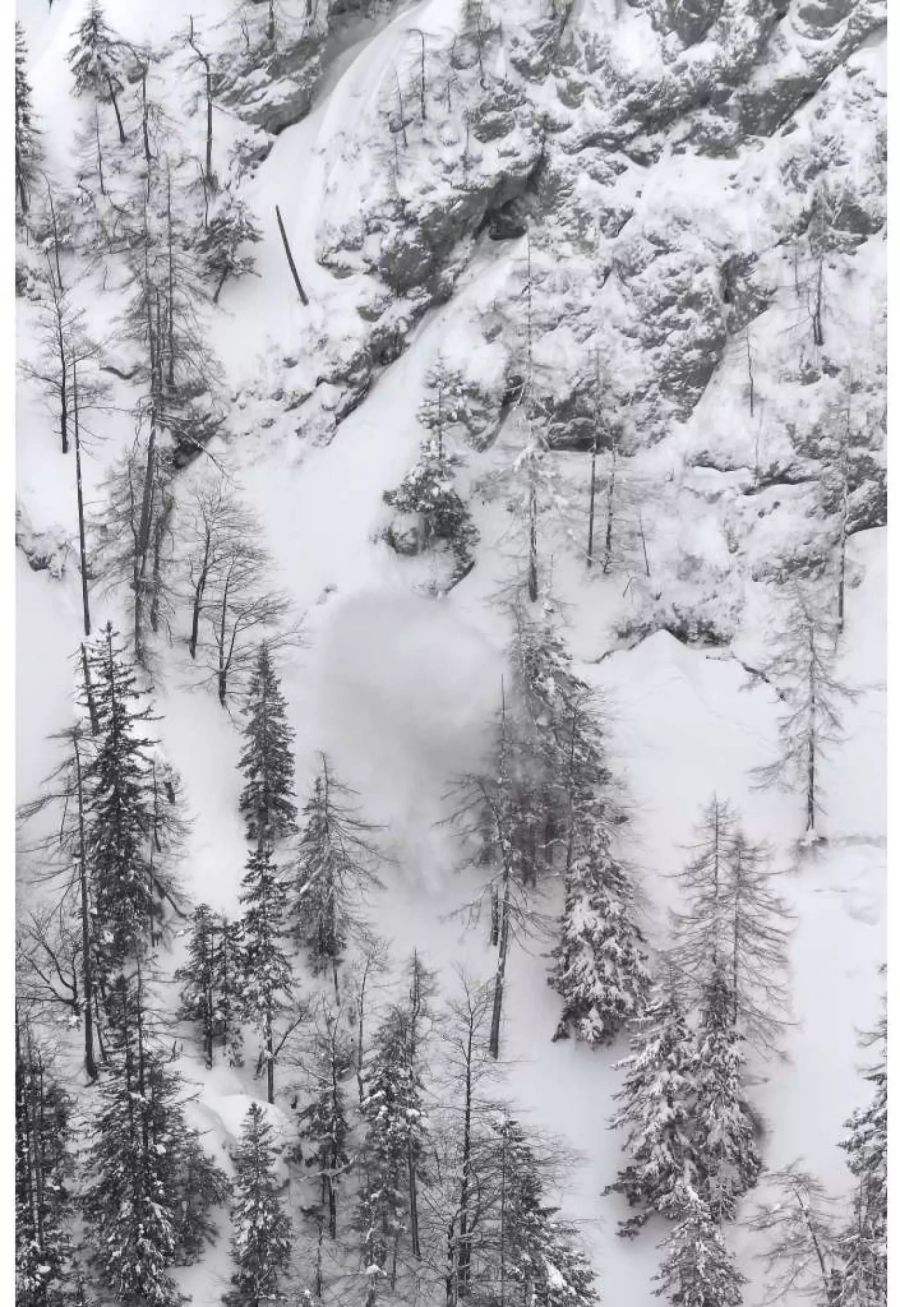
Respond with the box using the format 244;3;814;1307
602;798;789;1300
18;4;265;675
450;598;649;1060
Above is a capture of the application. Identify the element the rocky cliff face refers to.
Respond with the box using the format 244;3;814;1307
240;0;884;645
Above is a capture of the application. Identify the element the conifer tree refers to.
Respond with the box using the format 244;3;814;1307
753;585;855;838
290;756;385;999
493;1116;600;1307
298;1000;353;1242
838;1015;886;1305
67;1;128;144
653;1181;746;1307
550;824;649;1046
359;998;430;1280
670;800;791;1051
382;435;479;586
692;968;760;1222
15;1014;73;1307
175;904;244;1067
749;1166;842;1305
238;643;296;849
455;602;644;1056
437;973;504;1304
196;189;262;302
15;23;40;218
238;843;293;1104
607;973;700;1237
84;971;225;1304
81;623;186;975
225;1103;293;1307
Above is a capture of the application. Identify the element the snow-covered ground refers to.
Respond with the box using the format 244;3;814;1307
15;0;885;1302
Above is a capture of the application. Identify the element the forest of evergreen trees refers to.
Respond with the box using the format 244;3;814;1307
14;4;885;1307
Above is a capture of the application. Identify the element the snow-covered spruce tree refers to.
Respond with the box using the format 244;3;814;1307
748;1165;843;1305
606;971;701;1237
15;1013;74;1307
358;999;431;1282
290;755;385;1000
492;1116;600;1307
653;1180;746;1307
80;623;186;976
238;843;294;1104
175;904;244;1068
838;1014;886;1306
225;1103;293;1307
454;600;645;1055
238;642;296;848
169;1124;231;1268
298;999;354;1241
15;23;40;218
753;584;855;839
669;799;791;1051
196;188;261;302
67;0;128;144
382;434;479;588
84;971;226;1302
550;814;649;1047
692;967;761;1223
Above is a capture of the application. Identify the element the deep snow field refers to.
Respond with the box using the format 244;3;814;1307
15;0;886;1303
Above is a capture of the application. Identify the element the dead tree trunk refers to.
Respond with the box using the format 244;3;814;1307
275;205;309;306
107;74;126;144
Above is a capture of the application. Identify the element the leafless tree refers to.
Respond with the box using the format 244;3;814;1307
184;17;216;192
753;583;856;838
21;259;106;458
748;1165;843;1304
95;431;177;668
188;497;296;706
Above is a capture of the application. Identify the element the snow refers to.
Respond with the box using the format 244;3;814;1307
14;0;885;1303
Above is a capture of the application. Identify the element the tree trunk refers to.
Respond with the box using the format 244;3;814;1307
457;1016;474;1298
166;172;176;389
807;646;817;834
408;1142;421;1258
55;313;69;455
73;736;98;1081
80;643;100;735
527;463;538;603
586;430;598;569
603;444;617;574
205;70;214;185
140;67;152;199
94;107;105;195
107;76;126;144
275;205;310;306
489;874;511;1059
265;999;275;1104
812;257;825;347
73;360;91;636
133;425;157;665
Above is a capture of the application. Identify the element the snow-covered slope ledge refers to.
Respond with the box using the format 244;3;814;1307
15;1;885;1306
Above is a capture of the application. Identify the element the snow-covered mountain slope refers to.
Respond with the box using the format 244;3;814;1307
15;0;885;1303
